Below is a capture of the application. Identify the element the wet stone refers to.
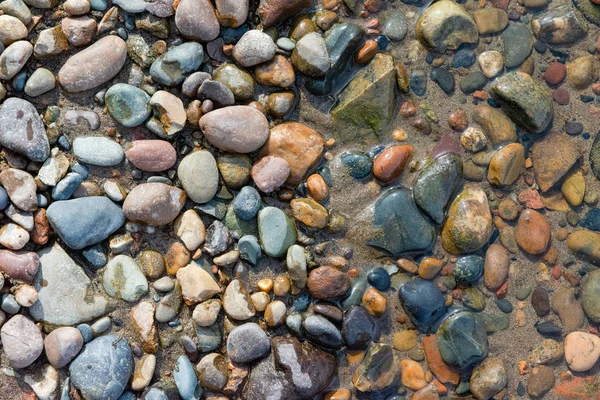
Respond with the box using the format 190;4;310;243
398;279;446;333
342;306;381;350
437;310;488;371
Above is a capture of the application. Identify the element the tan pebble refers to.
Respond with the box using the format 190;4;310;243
397;258;418;274
257;279;273;292
250;291;270;312
264;300;286;327
393;330;417;351
324;389;351;400
306;174;329;202
362;288;386;317
401;359;427;391
273;275;291;296
419;257;444;280
564;331;600;372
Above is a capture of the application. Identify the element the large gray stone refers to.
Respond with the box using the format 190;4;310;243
29;243;108;326
0;97;50;162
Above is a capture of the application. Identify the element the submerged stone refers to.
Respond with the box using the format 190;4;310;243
368;187;436;256
437;310;489;371
398;279;447;333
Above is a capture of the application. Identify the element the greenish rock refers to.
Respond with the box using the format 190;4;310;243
368;187;436;257
459;71;487;94
306;22;365;95
195;200;227;220
479;312;510;333
502;23;534;68
258;207;297;258
102;255;148;302
343;0;358;11
126;34;155;68
453;255;484;284
105;83;151;127
135;14;170;38
332;53;396;142
217;154;252;189
413;153;463;224
291;32;330;78
149;42;204;87
516;286;532;300
437;310;489;371
225;205;258;238
574;0;600;26
212;63;255;101
491;71;553;133
581;268;600;322
416;0;478;51
340;151;373;179
590;132;600;180
463;287;486;311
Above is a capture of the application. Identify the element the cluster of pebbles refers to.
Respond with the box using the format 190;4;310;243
2;0;600;399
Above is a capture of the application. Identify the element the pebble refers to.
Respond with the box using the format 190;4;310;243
58;36;127;92
24;68;56;97
567;54;595;89
173;355;202;400
46;196;124;249
453;255;484;284
258;206;297;258
147;90;186;137
102;255;148;302
469;358;507;400
227;322;270;363
343;306;380;350
174;210;206;251
484;244;509;291
0;98;50;162
515;209;551;255
308;266;350;299
478;50;504;79
502;23;534;68
233;30;277;67
544;62;566;85
223;279;255;320
233;186;261;220
149;42;204;86
123;183;186;226
398;279;446;333
44;327;84;369
564;331;600;372
291;32;330;77
352;343;398;391
527;365;555;397
416;0;478;51
0;223;29;249
0;40;32;80
105;83;151;127
200;106;269;153
178;150;219;204
529;338;564;366
0;168;38;211
254;55;296;88
487;143;525;186
0;314;43;368
304;314;343;349
175;0;219;42
192;299;221;327
437;310;488;371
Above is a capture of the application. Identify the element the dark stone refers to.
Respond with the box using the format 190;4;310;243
413;153;463;224
241;354;298;400
342;306;381;350
430;68;455;95
437;310;488;371
503;23;534;68
398;279;446;333
340;151;373;179
272;336;337;398
459;71;487;94
531;286;550;317
306;23;365;96
453;255;484;285
534;321;562;338
410;69;427;96
495;299;513;313
452;49;476;68
303;315;343;349
351;343;398;392
564;121;584;135
367;268;391;291
368;187;436;256
582;209;600;231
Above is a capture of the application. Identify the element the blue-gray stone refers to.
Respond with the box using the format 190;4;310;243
437;310;488;371
342;306;380;350
233;186;261;221
71;162;89;178
342;277;367;311
77;324;93;343
36;194;48;207
144;388;169;400
340;151;372;179
258;207;297;258
227;322;270;363
52;172;84;200
82;244;108;269
0;97;50;162
303;315;343;349
150;42;204;86
105;83;151;127
195;199;227;219
582;208;600;231
368;187;436;256
398;279;447;333
410;70;427;96
73;137;124;166
503;23;534;68
174;355;202;400
46;197;125;249
367;268;390;291
118;392;136;400
69;335;133;400
453;255;484;284
113;0;147;12
382;11;407;41
1;293;20;314
238;235;261;265
196;324;222;352
91;316;111;335
89;0;107;10
0;187;8;210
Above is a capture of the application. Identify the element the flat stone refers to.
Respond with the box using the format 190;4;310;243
105;83;151;127
0;40;32;80
125;140;176;172
352;343;399;392
34;26;69;58
176;264;220;305
258;206;297;258
471;105;516;146
69;335;133;400
368;187;436;256
502;23;534;68
532;131;580;192
73;136;124;166
149;41;204;87
342;306;381;350
46;197;125;249
532;5;587;44
43;327;83;368
0;98;50;162
0;168;38;211
437;310;488;371
233;30;277;67
178;150;219;204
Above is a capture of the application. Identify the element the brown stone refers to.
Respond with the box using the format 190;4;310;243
362;288;386;317
544;62;566;85
531;132;580;192
515;209;551;255
373;145;413;183
30;208;49;245
528;366;555;398
290;197;328;228
306;174;329;201
123;183;186;226
131;301;158;353
422;335;460;385
254;55;296;88
483;244;509;291
487;143;525;186
0;250;39;283
400;359;427;391
307;266;350;299
165;241;191;276
259;122;325;185
257;0;312;27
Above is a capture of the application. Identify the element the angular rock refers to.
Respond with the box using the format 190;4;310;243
416;0;478;51
102;255;148;302
352;343;399;392
533;131;580;191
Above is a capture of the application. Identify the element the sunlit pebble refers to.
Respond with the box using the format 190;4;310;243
393;129;407;141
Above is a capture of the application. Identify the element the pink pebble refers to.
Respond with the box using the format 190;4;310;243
125;140;177;172
252;156;290;193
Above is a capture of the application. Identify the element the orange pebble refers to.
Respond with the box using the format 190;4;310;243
307;174;329;201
